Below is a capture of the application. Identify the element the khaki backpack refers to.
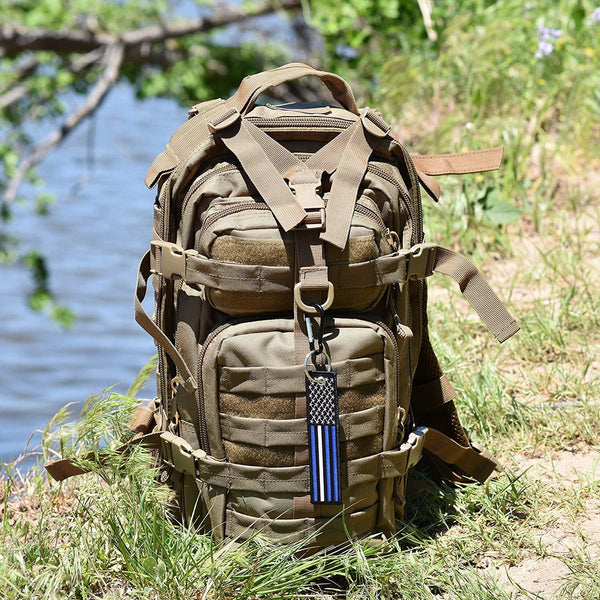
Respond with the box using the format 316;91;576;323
47;64;518;548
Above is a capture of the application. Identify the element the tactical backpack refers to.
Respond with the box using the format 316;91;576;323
47;64;518;547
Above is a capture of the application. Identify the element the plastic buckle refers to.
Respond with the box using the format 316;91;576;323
406;243;437;280
406;426;428;468
150;240;186;279
289;171;325;231
298;207;325;230
160;431;196;475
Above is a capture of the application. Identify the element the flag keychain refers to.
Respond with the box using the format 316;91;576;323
304;305;342;505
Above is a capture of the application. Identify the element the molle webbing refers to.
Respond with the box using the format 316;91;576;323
219;407;384;448
149;242;519;344
159;430;425;494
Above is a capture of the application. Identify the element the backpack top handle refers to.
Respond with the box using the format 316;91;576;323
232;63;360;116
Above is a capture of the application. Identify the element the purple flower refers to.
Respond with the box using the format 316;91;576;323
536;40;554;58
589;8;600;24
538;26;563;40
536;25;562;59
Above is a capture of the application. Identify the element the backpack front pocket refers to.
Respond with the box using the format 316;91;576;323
193;317;416;544
181;163;397;316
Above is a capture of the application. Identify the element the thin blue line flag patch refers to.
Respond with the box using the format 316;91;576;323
305;371;342;504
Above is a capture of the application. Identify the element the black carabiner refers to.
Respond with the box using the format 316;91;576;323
312;303;326;350
304;303;326;354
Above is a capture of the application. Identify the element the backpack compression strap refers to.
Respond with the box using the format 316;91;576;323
149;242;519;344
411;146;504;201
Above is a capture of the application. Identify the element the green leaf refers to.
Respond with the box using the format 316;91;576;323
50;305;75;329
484;199;522;225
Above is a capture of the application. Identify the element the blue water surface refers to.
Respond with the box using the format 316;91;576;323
0;85;186;464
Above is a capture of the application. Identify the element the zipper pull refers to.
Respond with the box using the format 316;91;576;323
388;285;413;338
385;228;400;251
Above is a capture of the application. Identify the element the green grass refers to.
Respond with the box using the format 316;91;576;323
2;193;599;599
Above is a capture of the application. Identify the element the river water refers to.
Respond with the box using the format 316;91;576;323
0;86;185;464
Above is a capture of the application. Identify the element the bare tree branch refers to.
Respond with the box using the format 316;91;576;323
0;0;303;203
0;84;28;110
0;0;301;62
0;56;37;92
0;49;106;111
3;43;125;204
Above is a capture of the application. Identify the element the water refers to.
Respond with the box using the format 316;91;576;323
0;85;186;464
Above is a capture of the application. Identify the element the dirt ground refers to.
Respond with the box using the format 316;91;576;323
498;449;600;598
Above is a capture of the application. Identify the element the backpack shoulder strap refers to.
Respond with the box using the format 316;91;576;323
411;306;498;484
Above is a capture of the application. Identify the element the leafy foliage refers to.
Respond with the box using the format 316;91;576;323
378;0;600;249
0;0;299;322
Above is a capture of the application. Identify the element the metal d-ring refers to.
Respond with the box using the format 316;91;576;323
304;348;331;384
294;282;334;314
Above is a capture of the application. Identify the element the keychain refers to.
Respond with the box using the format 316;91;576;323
304;305;342;505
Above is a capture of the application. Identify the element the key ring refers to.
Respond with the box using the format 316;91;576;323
304;348;331;384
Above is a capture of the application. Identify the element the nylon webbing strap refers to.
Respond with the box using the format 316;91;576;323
422;428;497;483
432;246;519;343
242;110;361;177
416;170;442;202
239;114;305;177
135;251;197;392
45;431;162;482
153;245;412;290
219;409;383;447
167;438;423;493
234;63;360;116
411;146;504;176
411;147;504;202
305;117;361;173
210;111;307;231
320;113;383;250
412;375;457;412
145;98;229;188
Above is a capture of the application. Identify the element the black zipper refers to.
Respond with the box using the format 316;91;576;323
196;321;234;454
246;116;355;129
181;163;240;218
196;200;391;254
